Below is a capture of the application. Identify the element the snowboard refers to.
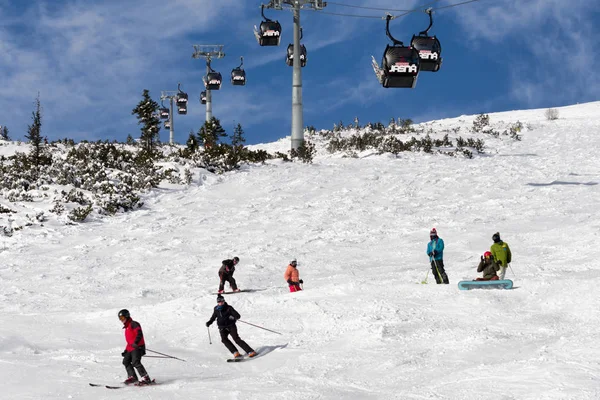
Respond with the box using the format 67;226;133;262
458;279;513;290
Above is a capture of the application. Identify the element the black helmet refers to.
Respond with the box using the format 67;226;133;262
233;256;240;264
118;309;130;319
492;232;501;243
216;295;225;303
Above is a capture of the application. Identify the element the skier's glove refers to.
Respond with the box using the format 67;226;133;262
229;315;236;321
287;279;293;285
432;250;438;256
427;252;432;257
121;351;127;356
206;321;211;327
481;256;484;261
131;343;139;349
299;279;303;284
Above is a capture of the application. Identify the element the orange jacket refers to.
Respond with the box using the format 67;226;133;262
284;264;300;283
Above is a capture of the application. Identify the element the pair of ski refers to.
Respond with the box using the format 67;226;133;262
227;353;259;363
89;379;156;389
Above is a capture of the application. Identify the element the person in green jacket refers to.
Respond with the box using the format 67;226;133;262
490;232;512;280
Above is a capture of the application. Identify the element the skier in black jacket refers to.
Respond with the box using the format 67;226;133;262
206;295;256;359
218;256;240;294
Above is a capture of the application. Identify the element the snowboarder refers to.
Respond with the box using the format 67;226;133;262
284;258;303;292
218;256;240;294
426;228;449;284
490;232;512;280
475;251;500;281
206;295;257;359
118;309;153;386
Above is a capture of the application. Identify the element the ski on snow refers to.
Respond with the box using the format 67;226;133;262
89;379;156;389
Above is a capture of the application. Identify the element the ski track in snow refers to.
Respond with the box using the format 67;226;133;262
1;102;600;399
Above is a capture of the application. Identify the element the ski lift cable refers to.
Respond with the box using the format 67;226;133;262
314;0;481;20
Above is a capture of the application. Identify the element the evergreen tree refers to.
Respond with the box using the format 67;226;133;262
197;117;226;148
0;126;9;141
231;123;246;148
225;123;247;170
25;94;45;170
131;89;161;155
126;134;135;145
186;130;199;152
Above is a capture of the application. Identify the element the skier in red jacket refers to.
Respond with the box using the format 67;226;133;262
119;309;153;385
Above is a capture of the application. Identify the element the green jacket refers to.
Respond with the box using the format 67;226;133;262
490;241;512;267
477;259;500;280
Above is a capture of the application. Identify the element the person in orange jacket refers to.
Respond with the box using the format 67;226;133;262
284;258;303;292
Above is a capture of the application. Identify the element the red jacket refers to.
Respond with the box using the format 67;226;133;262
123;318;145;352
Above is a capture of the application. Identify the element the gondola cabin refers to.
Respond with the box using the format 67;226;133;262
231;68;246;86
204;72;222;90
159;107;169;119
410;35;442;72
176;93;188;115
255;20;282;46
286;44;307;67
164;120;171;129
200;91;207;105
381;45;420;88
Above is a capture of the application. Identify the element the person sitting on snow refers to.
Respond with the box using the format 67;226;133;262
475;251;500;281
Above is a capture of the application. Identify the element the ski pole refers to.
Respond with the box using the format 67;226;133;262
144;355;173;359
421;269;429;284
208;326;212;345
238;320;282;335
146;349;187;362
508;263;516;277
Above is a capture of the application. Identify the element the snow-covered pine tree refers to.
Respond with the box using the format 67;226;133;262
25;94;49;175
197;117;227;148
131;90;161;156
0;126;9;141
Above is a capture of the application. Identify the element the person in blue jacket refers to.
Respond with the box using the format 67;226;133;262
426;228;449;284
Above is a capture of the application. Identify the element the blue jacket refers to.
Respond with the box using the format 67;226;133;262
426;238;445;261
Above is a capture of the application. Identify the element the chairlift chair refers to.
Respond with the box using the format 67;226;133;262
231;57;246;86
254;5;282;46
159;107;169;119
164;120;171;129
285;44;307;67
200;91;207;104
372;15;420;88
176;90;188;115
410;9;442;72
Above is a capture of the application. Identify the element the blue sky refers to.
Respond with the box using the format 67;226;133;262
0;0;599;145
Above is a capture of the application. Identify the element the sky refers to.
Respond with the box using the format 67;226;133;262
1;102;600;399
0;0;599;145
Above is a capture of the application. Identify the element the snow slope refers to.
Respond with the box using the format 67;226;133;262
1;102;599;399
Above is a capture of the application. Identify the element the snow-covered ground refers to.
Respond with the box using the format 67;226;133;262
1;102;599;399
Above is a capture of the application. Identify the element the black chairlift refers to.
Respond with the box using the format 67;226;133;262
410;9;442;72
176;83;188;115
254;5;282;46
159;106;169;120
200;91;207;105
371;14;420;88
231;57;246;86
203;61;223;91
286;28;307;67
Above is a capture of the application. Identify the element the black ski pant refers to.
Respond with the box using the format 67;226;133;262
122;347;148;379
219;274;238;291
219;324;254;354
430;259;449;284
